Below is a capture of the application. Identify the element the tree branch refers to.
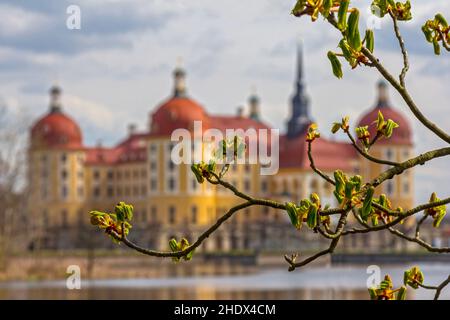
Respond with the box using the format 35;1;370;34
325;13;450;144
361;46;450;144
307;140;336;185
389;12;409;87
371;147;450;187
345;130;400;166
343;195;450;235
108;201;255;258
387;226;450;253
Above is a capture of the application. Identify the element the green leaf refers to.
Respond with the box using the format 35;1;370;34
347;9;362;51
404;266;424;289
350;175;362;192
337;0;350;31
378;194;388;207
184;249;195;261
331;122;341;134
435;13;449;28
368;288;378;300
433;210;446;228
371;215;379;226
286;202;300;229
327;51;343;79
338;39;353;61
291;0;306;16
383;119;399;138
191;164;205;183
169;238;179;252
333;190;344;204
362;186;375;219
395;0;412;21
344;181;355;199
433;39;441;55
396;286;407;300
376;110;385;131
421;25;433;43
115;202;134;222
322;0;333;17
365;29;375;53
371;0;389;18
306;204;319;229
310;193;320;206
403;269;411;286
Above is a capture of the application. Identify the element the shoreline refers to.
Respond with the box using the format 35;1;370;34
1;251;449;282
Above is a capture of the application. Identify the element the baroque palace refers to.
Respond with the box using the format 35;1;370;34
27;48;415;252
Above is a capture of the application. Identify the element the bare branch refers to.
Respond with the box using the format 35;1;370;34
389;12;409;87
434;276;450;300
371;147;450;187
307;140;336;185
345;130;400;166
285;237;340;271
108;201;254;258
361;46;450;144
387;226;450;253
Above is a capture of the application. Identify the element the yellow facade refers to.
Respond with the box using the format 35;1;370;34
27;65;414;252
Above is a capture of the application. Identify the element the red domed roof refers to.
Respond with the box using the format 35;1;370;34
31;111;82;149
357;106;412;145
150;97;210;135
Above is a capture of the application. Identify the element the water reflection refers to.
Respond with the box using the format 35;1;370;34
0;264;448;300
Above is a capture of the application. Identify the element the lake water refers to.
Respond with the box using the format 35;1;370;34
0;263;449;300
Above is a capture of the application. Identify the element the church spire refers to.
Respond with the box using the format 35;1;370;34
173;57;187;97
49;85;62;113
375;80;390;108
248;87;261;121
287;43;312;138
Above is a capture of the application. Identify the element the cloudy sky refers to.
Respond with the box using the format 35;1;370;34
0;0;449;203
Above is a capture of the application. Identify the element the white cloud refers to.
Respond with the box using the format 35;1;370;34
0;4;49;37
0;0;449;204
64;94;118;130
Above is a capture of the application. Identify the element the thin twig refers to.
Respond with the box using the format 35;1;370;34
346;130;400;166
387;226;450;253
434;276;450;300
389;11;409;87
307;140;336;185
325;13;450;144
108;201;255;258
